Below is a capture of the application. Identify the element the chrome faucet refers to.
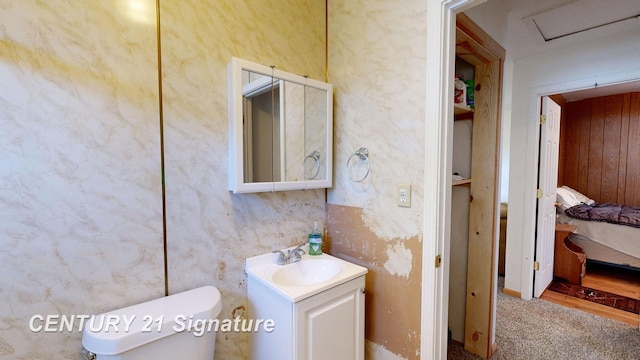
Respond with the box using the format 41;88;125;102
272;244;306;265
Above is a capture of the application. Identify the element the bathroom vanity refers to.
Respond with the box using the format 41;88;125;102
245;249;367;360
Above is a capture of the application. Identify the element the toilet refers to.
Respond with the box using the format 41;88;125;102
82;286;222;359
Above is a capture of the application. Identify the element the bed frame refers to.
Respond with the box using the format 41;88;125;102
568;231;640;270
554;224;586;284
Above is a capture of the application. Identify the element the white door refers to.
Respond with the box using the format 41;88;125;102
533;96;562;297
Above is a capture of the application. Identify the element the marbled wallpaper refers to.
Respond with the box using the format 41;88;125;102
1;0;326;358
0;1;164;358
2;0;428;358
159;0;326;358
327;0;428;359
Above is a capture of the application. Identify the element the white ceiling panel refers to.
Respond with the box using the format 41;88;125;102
523;0;640;42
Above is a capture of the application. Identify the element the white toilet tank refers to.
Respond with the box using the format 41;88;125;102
82;286;222;360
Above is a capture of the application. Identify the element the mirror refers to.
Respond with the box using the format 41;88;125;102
228;57;333;193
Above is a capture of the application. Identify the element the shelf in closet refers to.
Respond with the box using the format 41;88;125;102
452;178;472;187
454;103;474;121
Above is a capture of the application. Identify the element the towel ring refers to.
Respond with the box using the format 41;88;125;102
303;150;321;180
347;147;370;182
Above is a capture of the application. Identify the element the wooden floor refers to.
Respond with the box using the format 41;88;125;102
541;262;640;326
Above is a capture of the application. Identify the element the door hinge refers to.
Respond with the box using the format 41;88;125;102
536;188;543;198
540;115;546;124
533;261;540;271
435;254;442;268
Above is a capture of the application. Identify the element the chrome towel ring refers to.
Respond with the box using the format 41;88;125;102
347;147;370;182
304;150;321;180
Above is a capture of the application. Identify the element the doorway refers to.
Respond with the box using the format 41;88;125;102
522;79;640;299
421;1;502;359
424;1;640;359
534;88;640;326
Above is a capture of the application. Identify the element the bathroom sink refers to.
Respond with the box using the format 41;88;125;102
271;258;341;287
245;245;368;302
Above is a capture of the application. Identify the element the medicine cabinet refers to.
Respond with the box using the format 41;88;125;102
227;57;333;193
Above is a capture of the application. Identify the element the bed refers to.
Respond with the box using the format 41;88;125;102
555;186;640;270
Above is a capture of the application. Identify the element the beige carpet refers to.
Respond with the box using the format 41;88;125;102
448;278;640;360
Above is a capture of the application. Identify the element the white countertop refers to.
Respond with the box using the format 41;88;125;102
245;245;368;302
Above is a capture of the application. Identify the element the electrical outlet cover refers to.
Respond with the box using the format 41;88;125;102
397;183;411;208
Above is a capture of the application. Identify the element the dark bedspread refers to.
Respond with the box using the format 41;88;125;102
565;202;640;229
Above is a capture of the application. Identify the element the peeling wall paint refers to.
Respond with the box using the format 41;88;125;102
326;204;422;360
384;242;413;278
326;1;427;358
366;340;409;360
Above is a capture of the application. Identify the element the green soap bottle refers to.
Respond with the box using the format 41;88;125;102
308;221;323;255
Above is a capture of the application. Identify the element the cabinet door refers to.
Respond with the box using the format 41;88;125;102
295;278;365;360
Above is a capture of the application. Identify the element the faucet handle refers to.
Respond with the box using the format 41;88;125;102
292;243;306;256
272;250;287;265
290;244;306;262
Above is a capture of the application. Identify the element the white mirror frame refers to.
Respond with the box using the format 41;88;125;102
227;57;333;193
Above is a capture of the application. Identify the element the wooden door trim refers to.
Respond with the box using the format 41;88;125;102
455;12;505;359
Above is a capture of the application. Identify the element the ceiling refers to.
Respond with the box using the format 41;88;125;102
520;0;640;42
498;0;640;101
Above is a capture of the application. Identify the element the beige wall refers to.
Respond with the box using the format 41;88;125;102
161;1;326;358
0;1;164;357
0;1;326;358
1;0;434;358
327;1;427;359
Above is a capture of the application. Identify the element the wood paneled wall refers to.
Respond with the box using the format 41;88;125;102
560;92;640;206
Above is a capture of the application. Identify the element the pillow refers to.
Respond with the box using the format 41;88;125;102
560;185;595;205
556;187;581;211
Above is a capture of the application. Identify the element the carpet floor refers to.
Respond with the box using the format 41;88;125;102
447;277;640;360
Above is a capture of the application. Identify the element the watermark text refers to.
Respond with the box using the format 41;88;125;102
29;314;275;336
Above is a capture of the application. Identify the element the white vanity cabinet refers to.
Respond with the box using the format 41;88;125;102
248;275;365;360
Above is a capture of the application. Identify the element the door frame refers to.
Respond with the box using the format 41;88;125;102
421;0;486;359
519;75;640;299
428;4;640;357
